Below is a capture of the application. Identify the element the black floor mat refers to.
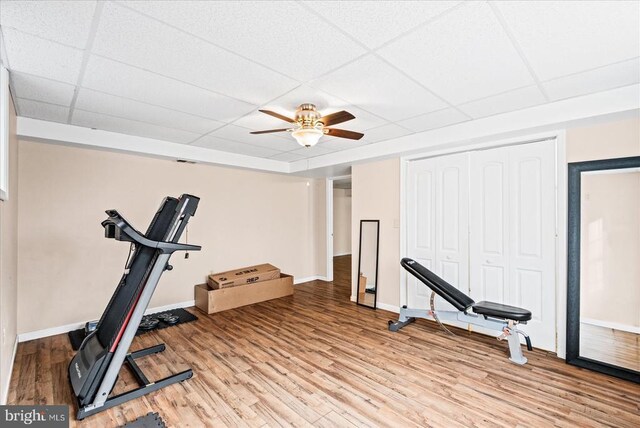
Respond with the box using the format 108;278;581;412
121;412;167;428
68;307;197;351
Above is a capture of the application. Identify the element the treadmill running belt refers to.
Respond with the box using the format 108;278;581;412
96;197;179;350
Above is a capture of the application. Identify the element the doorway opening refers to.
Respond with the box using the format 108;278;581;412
326;176;351;295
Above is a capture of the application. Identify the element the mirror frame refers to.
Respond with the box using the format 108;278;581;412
566;155;640;383
356;219;380;309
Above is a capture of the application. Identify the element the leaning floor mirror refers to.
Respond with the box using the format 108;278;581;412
356;220;379;309
567;156;640;383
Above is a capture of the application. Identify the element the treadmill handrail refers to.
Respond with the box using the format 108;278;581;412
102;210;201;254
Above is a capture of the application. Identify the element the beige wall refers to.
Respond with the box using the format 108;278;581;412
17;141;326;334
333;188;351;256
351;158;400;308
566;116;639;162
567;116;640;329
0;98;19;403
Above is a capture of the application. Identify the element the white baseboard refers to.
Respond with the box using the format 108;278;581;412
143;300;195;316
294;276;328;284
376;302;400;314
17;300;196;343
581;317;640;334
333;252;351;257
349;295;400;313
1;335;18;405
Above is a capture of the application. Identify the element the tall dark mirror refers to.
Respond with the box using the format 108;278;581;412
567;156;640;383
356;220;379;309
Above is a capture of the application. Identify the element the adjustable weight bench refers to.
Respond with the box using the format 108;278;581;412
389;258;533;365
68;194;201;419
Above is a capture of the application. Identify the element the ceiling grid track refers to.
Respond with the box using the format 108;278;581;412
1;1;638;170
66;1;105;124
115;1;301;84
487;1;551;102
298;0;472;122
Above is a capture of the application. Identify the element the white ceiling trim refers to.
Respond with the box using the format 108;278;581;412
17;117;289;173
16;84;639;176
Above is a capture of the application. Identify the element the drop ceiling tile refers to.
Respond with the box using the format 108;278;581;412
458;85;546;119
209;123;301;151
289;145;336;158
269;152;306;162
123;1;366;81
362;123;412;143
192;135;283;158
234;109;297;133
91;2;298;105
75;88;224;134
71;110;201;144
311;55;448;121
0;0;96;48
542;58;640;101
207;124;294;150
495;1;640;81
82;56;256;121
212;124;275;144
378;2;534;105
234;85;389;132
209;125;300;152
243;136;302;153
16;98;69;123
397;108;469;133
306;1;460;49
317;137;370;152
10;72;76;106
2;28;83;84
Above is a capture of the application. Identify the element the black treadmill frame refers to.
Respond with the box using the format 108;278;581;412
77;345;193;420
69;194;202;419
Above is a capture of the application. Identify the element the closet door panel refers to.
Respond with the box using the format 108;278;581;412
507;140;556;351
406;158;437;309
469;147;510;304
434;153;470;311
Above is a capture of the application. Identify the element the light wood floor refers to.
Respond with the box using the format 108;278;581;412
580;322;640;372
9;256;640;427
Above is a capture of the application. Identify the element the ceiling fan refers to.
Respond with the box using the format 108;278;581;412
250;103;364;148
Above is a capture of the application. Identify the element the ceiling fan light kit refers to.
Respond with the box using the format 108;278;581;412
250;103;364;148
291;127;324;148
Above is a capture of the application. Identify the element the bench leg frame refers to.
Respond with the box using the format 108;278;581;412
389;306;529;365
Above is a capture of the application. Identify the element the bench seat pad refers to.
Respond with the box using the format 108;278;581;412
472;301;532;322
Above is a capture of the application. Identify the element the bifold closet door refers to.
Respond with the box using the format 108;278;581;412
469;140;556;351
406;153;469;312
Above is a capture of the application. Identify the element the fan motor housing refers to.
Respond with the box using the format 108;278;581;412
295;103;322;126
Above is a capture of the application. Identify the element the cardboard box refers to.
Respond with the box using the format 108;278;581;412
195;273;294;314
358;274;367;302
207;263;280;289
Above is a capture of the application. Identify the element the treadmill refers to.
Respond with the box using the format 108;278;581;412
69;194;201;419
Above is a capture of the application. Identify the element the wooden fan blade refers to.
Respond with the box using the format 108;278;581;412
320;110;355;127
325;128;364;140
250;128;289;134
258;109;295;123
